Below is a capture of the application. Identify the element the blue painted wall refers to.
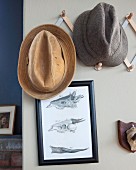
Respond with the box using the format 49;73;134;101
0;0;23;135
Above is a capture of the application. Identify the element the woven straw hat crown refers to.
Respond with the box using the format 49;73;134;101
28;30;65;92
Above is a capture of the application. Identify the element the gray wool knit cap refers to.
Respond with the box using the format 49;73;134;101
73;2;128;66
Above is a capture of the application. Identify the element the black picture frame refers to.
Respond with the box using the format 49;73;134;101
36;80;98;166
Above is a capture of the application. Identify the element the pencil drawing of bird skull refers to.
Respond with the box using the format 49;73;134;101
46;91;84;109
48;118;85;133
126;124;136;152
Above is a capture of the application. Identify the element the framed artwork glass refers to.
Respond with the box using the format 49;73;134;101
0;105;16;135
36;80;98;165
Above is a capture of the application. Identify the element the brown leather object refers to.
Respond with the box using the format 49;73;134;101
118;120;136;152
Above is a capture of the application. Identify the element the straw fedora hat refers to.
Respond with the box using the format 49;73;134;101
18;24;76;100
73;2;128;67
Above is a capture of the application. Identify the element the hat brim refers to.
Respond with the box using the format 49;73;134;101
73;11;128;67
18;24;76;100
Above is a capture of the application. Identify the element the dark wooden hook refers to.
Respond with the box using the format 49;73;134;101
127;13;134;20
60;10;66;17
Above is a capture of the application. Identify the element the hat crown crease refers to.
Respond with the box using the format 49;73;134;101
75;2;127;67
86;3;120;59
28;30;65;92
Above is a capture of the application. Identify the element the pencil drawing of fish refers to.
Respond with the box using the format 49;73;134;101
48;118;85;133
46;91;84;109
50;146;88;154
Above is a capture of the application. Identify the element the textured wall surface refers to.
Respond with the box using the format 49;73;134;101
0;0;23;135
23;0;136;170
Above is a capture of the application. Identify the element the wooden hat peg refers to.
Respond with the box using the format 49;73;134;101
123;58;135;72
127;65;135;72
94;63;103;71
59;10;74;32
126;13;133;20
126;12;136;33
60;10;66;17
